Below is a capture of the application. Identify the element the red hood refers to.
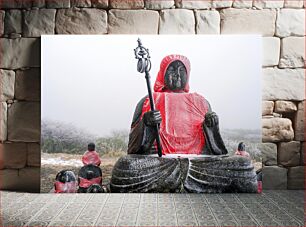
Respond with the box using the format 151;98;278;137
154;55;191;93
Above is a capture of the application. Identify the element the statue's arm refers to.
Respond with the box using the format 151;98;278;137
131;96;148;128
127;96;158;154
202;99;228;155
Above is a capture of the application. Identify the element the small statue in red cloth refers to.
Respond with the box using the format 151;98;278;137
54;170;77;193
82;143;101;166
234;142;250;158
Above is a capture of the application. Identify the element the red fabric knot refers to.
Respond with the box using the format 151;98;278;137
79;176;102;188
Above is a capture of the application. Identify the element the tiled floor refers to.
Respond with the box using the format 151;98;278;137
1;190;304;226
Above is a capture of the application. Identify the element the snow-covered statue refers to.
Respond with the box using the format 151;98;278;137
110;40;258;193
127;55;228;156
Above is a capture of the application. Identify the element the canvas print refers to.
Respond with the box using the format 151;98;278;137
41;35;262;193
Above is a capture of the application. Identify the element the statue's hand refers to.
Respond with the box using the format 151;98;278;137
143;110;162;127
204;112;219;128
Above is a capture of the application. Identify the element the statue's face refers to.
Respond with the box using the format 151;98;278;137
165;60;187;91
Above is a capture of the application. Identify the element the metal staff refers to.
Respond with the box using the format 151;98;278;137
134;38;163;157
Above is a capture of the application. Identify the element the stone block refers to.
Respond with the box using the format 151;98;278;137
71;0;92;7
23;9;56;37
0;169;18;189
0;167;40;192
32;0;46;8
253;0;284;8
0;69;15;102
0;102;7;142
275;101;297;113
301;142;305;165
284;0;304;8
280;37;305;68
27;143;40;167
262;166;287;189
195;10;220;34
4;9;22;35
91;0;108;8
262;101;274;116
220;9;276;36
260;143;277;166
294;101;305;141
232;0;253;8
262;37;280;66
19;167;40;192
145;0;175;9
15;68;41;101
0;38;40;69
262;68;305;101
56;8;107;34
159;9;195;34
288;166;304;189
276;9;305;37
109;0;144;9
175;0;212;9
278;141;301;167
262;118;294;142
212;0;233;8
0;0;32;9
108;10;159;34
0;10;4;35
8;102;40;142
0;143;27;169
46;0;70;8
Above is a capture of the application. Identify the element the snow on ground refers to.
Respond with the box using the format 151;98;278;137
42;157;83;167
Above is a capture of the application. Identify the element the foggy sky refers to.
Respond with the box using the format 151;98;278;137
42;35;262;137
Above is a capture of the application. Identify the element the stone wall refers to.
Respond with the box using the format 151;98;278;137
0;0;305;192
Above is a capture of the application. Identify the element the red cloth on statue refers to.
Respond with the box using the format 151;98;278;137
141;55;209;155
82;151;101;166
54;181;77;193
235;150;250;158
79;176;102;188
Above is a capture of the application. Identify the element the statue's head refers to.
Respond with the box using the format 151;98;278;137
154;55;191;93
164;60;187;91
88;142;95;151
56;170;76;183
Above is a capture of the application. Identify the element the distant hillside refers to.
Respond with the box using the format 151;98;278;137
42;120;261;160
41;119;98;154
222;128;262;161
41;119;129;155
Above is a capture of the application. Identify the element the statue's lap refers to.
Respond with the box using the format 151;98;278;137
110;154;258;193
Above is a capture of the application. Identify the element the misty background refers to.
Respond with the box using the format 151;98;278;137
42;35;262;138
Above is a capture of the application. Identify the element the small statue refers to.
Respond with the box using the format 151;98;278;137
82;143;101;166
78;164;103;193
235;142;251;158
79;143;104;192
54;170;77;193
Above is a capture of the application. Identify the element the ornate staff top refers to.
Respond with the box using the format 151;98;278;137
134;38;152;74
